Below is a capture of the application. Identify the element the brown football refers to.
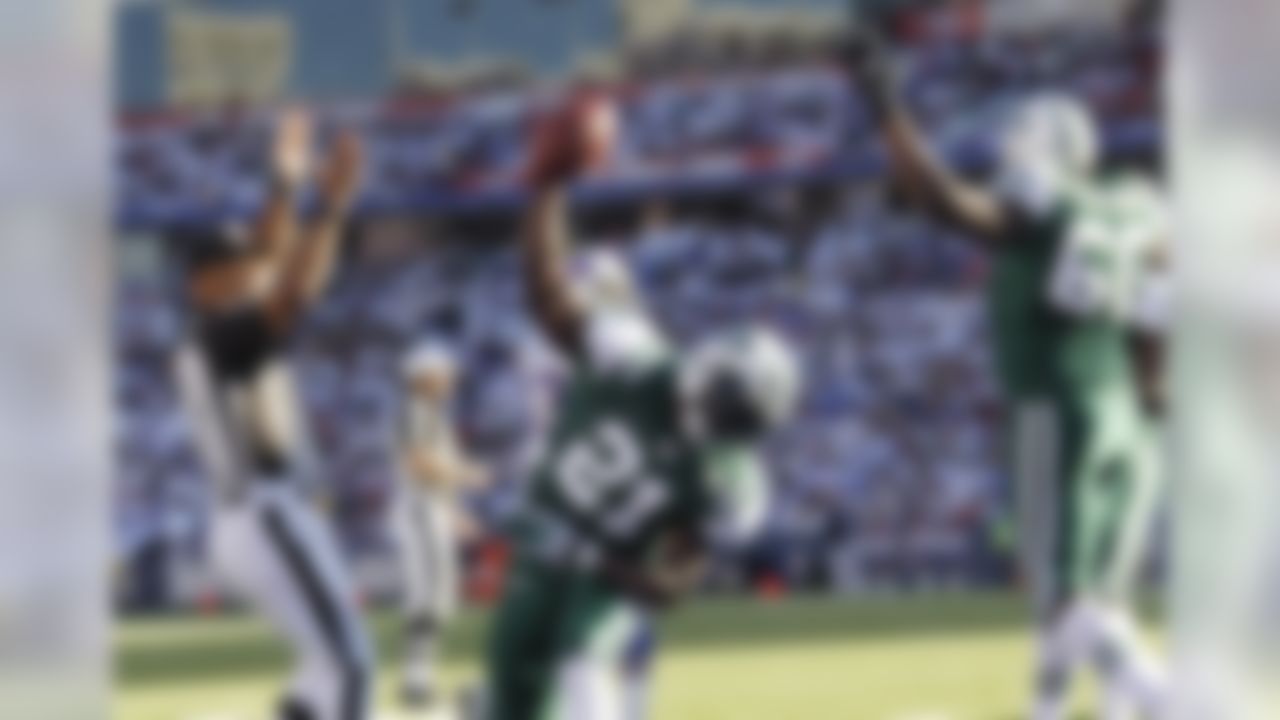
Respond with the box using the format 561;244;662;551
525;90;618;188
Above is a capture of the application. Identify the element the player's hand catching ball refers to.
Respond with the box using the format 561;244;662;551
524;89;618;190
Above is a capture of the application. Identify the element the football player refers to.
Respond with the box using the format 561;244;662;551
483;91;801;720
843;26;1169;720
393;341;487;709
172;110;373;720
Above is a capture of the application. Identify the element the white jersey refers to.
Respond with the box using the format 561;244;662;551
393;393;465;621
397;395;461;494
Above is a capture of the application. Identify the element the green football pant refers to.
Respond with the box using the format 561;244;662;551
1011;398;1161;618
486;558;648;720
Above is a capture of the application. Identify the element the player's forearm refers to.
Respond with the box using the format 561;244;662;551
846;25;1006;241
522;187;584;355
1129;331;1166;418
263;207;344;331
265;128;361;330
260;175;300;258
408;448;481;491
879;110;1008;240
293;206;346;303
242;178;301;294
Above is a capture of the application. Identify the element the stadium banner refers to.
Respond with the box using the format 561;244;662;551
166;9;292;107
619;0;691;46
1170;0;1280;717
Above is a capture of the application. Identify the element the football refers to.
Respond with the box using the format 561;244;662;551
524;89;618;187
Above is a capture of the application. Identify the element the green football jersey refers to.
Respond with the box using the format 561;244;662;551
516;358;716;571
989;177;1156;405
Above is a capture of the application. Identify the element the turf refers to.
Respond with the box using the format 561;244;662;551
116;592;1103;720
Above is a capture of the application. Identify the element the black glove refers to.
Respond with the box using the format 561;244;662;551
839;23;897;124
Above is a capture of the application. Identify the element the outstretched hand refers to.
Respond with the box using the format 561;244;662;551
839;23;897;122
271;106;313;188
317;130;363;216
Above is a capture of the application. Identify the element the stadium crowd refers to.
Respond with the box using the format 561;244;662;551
116;23;1156;227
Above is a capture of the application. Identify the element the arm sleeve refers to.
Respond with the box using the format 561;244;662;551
582;309;669;375
704;448;770;546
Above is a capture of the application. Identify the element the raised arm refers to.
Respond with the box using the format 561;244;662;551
263;128;361;332
844;26;1012;242
520;92;618;358
186;110;310;306
523;185;586;356
253;108;311;269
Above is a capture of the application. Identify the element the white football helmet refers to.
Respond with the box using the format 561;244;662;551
578;248;640;311
403;341;456;385
995;94;1100;214
677;325;801;443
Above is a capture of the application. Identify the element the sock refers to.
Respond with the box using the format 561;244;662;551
1086;601;1166;720
402;613;440;704
1031;602;1094;720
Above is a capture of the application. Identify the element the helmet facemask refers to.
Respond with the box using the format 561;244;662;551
994;95;1100;216
676;327;800;446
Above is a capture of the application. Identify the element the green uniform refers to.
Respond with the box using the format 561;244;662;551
487;351;721;720
993;178;1162;614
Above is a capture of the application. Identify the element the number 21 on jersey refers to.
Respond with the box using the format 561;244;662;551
555;420;670;539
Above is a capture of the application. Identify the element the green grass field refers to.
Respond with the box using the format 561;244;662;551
118;593;1108;720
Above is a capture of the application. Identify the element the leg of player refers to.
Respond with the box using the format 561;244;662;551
547;598;650;720
620;620;657;720
395;488;460;708
1089;598;1166;720
214;486;373;720
1031;600;1094;720
1079;436;1167;720
486;560;570;720
1013;400;1087;720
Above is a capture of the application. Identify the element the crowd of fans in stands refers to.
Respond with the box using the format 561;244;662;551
116;23;1156;227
